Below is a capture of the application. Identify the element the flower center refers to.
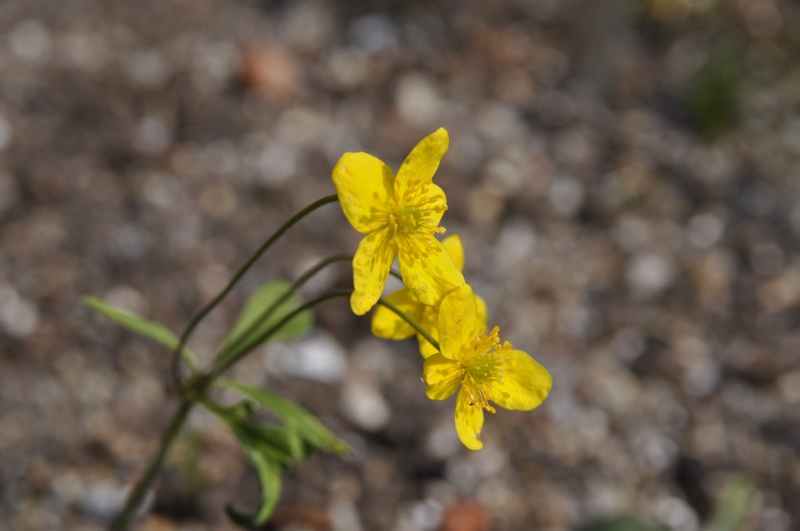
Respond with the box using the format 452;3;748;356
459;326;513;414
387;178;447;260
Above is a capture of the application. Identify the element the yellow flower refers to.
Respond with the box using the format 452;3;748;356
371;234;487;358
423;284;552;450
332;128;464;315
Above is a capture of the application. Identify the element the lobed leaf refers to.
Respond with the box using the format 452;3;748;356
219;379;350;455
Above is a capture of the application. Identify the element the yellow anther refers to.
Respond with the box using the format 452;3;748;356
455;326;512;413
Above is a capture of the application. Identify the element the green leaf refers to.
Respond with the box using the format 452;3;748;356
206;400;293;466
680;42;744;140
225;419;298;466
202;383;344;529
580;515;668;531
82;295;199;370
225;443;283;527
219;379;350;455
221;280;313;355
225;399;260;419
202;399;296;527
708;475;754;531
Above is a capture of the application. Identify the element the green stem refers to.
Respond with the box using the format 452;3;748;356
214;254;352;368
171;194;339;390
109;289;352;530
109;401;193;531
377;298;440;352
210;290;353;380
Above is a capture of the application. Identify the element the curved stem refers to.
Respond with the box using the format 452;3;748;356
109;290;351;530
109;401;193;531
212;254;352;371
377;298;440;352
171;194;339;390
209;290;352;380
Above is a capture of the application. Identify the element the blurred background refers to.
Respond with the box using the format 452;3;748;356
1;0;799;529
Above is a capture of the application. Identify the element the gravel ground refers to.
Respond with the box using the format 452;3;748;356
1;1;799;530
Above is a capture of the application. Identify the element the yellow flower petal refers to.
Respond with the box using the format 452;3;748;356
437;284;478;359
417;322;440;358
411;300;440;358
370;288;422;340
394;128;449;201
475;294;488;330
442;234;464;272
351;229;395;315
423;353;462;400
332;152;395;234
413;181;448;227
491;350;553;411
399;240;465;308
455;389;484;450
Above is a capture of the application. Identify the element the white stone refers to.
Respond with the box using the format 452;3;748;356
687;212;725;248
651;496;699;531
124;49;169;87
349;15;397;53
0;285;39;338
340;380;390;431
9;19;52;62
548;175;585;217
396;73;442;128
329;497;364;531
81;482;142;522
134;116;172;155
408;499;443;531
265;332;348;383
627;253;675;296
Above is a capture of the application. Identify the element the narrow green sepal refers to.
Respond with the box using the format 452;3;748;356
82;295;199;370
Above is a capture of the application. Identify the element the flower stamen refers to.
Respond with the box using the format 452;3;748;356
457;326;512;414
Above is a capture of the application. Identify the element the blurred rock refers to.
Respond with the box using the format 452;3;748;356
440;501;490;531
264;332;348;383
626;253;675;297
650;496;699;531
330;497;363;531
548;175;585;217
348;15;397;53
0;112;13;152
81;482;142;523
686;212;725;249
395;73;443;128
134;116;172;156
124;49;170;88
340;379;390;432
776;370;800;405
9;19;52;63
0;284;40;338
239;44;305;103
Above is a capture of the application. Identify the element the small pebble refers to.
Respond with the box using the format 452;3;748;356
134;116;172;155
265;332;348;383
9;19;52;62
340;379;390;431
0;285;39;338
395;73;442;128
627;253;675;296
